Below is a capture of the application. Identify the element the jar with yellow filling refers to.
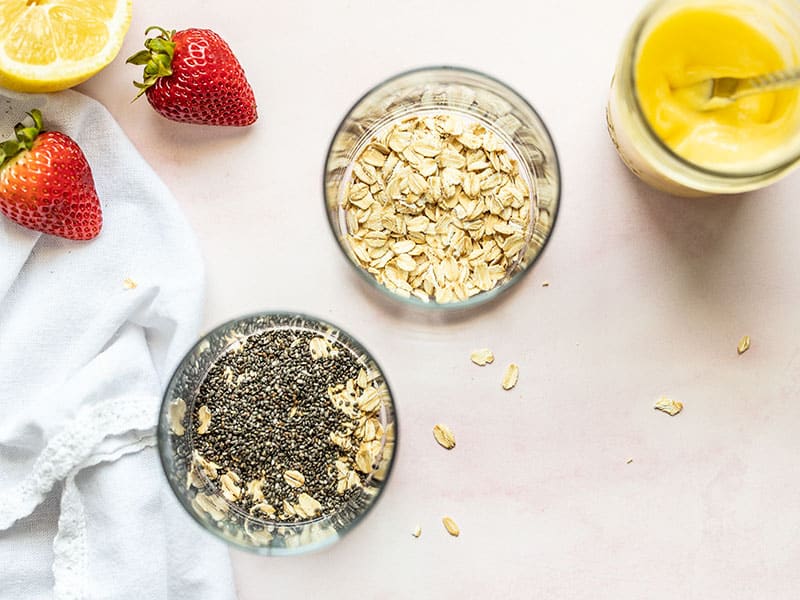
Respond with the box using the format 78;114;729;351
607;0;800;196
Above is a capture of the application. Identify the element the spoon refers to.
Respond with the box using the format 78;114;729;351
675;66;800;111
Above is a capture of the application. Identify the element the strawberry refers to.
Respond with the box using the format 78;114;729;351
127;27;257;126
0;110;102;241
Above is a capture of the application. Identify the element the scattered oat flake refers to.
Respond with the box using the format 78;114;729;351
737;335;751;355
654;397;683;416
501;363;519;390
442;516;460;537
470;348;494;366
432;424;456;450
626;458;634;464
541;281;549;287
123;277;137;289
412;525;422;538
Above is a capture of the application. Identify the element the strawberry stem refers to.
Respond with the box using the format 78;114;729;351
126;26;177;100
0;109;44;169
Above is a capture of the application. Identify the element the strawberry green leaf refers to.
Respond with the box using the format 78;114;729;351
127;26;178;100
0;109;44;169
126;50;152;66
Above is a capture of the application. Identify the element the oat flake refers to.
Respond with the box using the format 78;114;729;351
654;397;683;416
737;335;751;355
283;470;306;488
501;363;519;390
470;348;495;366
168;398;186;436
432;424;456;450
442;516;460;537
196;405;212;435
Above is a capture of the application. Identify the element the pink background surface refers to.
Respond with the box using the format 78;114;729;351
80;0;800;597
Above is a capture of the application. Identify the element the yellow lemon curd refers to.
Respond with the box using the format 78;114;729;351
635;8;800;173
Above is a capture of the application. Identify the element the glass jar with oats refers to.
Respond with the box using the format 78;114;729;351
324;67;560;309
607;0;800;197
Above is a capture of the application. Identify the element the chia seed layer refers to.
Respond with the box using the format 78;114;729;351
191;328;364;520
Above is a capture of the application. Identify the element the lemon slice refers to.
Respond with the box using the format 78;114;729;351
0;0;132;92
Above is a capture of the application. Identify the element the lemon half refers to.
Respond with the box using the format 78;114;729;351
0;0;132;92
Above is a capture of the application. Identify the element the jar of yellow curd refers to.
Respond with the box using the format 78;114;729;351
607;0;800;197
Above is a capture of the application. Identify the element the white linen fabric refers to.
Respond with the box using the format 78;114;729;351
0;89;236;600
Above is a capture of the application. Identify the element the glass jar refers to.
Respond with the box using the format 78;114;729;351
158;313;397;555
324;67;560;309
607;0;800;197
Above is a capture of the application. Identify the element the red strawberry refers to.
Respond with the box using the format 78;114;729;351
127;27;257;126
0;110;102;241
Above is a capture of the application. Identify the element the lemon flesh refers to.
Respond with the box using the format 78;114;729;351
0;0;132;92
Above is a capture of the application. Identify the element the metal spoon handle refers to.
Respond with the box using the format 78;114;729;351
736;66;800;99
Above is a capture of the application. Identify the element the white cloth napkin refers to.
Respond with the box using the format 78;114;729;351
0;89;236;600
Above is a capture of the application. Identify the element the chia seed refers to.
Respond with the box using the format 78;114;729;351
190;327;370;521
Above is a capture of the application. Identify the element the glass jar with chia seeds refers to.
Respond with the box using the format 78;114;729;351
607;0;800;197
324;66;560;309
158;313;397;555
